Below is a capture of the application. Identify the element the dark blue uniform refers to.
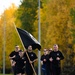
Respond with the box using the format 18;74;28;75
24;51;37;75
9;51;19;75
49;50;64;75
41;54;50;75
13;55;26;74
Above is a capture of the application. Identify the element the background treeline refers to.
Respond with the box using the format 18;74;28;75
0;0;75;75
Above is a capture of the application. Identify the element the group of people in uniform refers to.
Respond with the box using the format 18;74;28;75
41;44;64;75
9;44;64;75
9;45;37;75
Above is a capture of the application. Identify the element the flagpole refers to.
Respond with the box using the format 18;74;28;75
38;0;41;75
13;23;37;75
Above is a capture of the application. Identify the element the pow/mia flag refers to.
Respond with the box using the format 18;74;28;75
17;28;41;50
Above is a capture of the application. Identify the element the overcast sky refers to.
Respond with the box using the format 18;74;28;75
0;0;21;15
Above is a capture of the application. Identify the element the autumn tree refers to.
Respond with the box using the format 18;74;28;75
16;0;39;35
0;4;23;72
39;0;75;74
0;16;3;71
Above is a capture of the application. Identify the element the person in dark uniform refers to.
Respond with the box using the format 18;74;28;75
23;45;37;75
41;49;50;75
49;44;64;75
13;50;26;75
9;45;20;75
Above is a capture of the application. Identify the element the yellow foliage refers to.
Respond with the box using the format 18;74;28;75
38;0;75;67
0;3;23;69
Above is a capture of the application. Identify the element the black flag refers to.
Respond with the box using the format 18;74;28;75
17;28;41;50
